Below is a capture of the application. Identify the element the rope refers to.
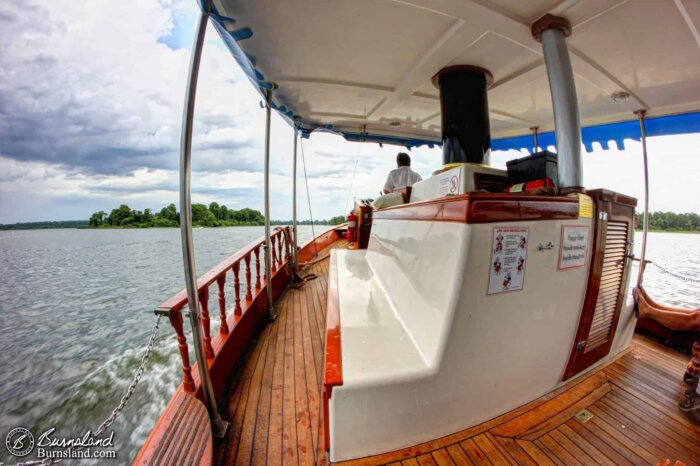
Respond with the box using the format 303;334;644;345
344;144;361;213
281;226;318;288
299;138;318;258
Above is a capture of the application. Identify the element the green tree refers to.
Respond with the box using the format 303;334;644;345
108;205;132;226
89;211;106;227
209;202;221;220
192;204;218;226
159;203;179;223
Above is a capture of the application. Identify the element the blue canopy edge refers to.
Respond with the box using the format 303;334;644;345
492;112;700;154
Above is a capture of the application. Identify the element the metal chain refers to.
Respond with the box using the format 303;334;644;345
650;262;700;284
15;316;163;466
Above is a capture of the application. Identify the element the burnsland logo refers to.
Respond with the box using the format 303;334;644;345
5;427;117;461
5;427;35;457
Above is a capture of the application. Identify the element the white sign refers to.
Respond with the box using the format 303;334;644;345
559;225;590;270
488;226;529;295
436;166;462;198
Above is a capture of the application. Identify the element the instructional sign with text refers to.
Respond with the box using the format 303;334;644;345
559;225;590;270
488;226;529;295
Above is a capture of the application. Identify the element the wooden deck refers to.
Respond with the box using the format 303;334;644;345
213;240;699;466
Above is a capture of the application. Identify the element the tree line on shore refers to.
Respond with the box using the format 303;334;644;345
87;203;345;228
2;210;696;231
634;211;699;232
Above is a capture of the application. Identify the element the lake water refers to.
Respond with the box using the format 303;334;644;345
0;228;698;464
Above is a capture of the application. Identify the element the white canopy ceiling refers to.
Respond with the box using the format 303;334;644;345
212;0;700;144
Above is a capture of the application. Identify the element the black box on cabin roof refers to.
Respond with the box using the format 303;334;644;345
506;150;558;185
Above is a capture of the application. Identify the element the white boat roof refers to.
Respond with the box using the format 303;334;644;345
210;0;700;148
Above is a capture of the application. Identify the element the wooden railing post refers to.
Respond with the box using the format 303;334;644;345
271;235;278;272
254;245;261;290
284;228;291;261
167;310;195;392
232;261;242;316
198;289;215;360
244;253;253;302
216;274;229;335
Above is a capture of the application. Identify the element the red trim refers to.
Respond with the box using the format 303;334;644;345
373;193;579;224
297;226;343;266
323;251;343;451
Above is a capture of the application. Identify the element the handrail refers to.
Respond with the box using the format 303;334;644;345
158;226;294;392
157;227;290;313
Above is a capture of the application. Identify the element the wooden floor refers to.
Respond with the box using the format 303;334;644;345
213;240;699;466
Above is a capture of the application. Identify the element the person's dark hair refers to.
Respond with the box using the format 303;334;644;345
397;152;411;167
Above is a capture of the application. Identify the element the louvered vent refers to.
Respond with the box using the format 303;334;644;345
584;220;629;353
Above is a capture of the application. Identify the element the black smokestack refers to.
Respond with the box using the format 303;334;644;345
432;65;492;166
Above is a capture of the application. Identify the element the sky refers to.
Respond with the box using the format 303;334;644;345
0;0;698;224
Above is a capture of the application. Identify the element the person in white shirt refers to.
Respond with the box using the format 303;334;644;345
383;152;422;194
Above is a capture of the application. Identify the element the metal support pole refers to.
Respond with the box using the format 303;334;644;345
635;109;650;287
263;89;276;320
292;129;299;270
530;126;539;153
537;18;584;191
179;0;227;437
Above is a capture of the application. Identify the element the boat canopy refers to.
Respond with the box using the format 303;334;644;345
208;0;700;151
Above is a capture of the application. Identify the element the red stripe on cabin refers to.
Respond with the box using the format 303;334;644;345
372;193;579;223
323;251;343;451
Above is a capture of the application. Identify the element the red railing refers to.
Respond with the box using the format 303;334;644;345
157;226;294;393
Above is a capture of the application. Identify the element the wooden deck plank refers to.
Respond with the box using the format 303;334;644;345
482;433;516;465
415;453;438;466
282;287;299;466
220;319;270;465
607;388;699;443
267;289;290;466
213;239;698;466
298;283;322;461
588;403;692;465
459;438;492;465
531;437;565;466
563;419;634;466
445;444;474;466
492;436;537;465
535;434;577;466
597;394;699;463
605;365;697;429
430;448;455;466
293;289;316;465
556;423;616;466
615;356;686;400
547;429;598;466
585;409;658;464
490;372;609;439
251;296;281;466
235;320;273;465
513;439;556;466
